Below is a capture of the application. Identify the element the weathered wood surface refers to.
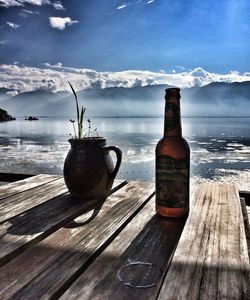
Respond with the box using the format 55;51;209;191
0;181;154;300
0;177;68;223
0;179;126;267
61;197;185;300
158;183;250;300
0;174;60;200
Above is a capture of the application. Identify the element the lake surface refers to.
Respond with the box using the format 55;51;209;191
0;117;250;186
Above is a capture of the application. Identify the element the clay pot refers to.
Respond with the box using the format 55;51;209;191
63;137;122;200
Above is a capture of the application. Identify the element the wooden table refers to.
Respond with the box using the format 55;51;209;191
0;175;249;299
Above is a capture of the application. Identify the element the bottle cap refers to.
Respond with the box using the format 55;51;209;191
165;88;181;100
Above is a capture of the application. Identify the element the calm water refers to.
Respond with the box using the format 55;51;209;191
0;117;250;182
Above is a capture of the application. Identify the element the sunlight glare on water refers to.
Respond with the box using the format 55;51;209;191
0;117;250;189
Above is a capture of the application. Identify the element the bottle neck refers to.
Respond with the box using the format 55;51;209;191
164;98;182;137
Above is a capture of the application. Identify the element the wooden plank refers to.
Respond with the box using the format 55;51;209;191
0;181;155;300
60;197;185;300
0;174;60;200
0;178;68;223
0;180;127;267
158;183;250;300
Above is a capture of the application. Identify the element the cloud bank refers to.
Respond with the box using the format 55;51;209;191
0;64;249;95
0;0;50;7
0;0;65;10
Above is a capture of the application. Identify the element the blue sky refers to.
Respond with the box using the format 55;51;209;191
0;0;249;73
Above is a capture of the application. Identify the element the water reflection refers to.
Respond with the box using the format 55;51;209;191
0;117;250;185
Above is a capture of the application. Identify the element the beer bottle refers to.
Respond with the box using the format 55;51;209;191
155;88;190;218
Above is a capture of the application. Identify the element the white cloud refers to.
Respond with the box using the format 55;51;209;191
22;9;37;13
0;64;249;95
0;0;23;7
117;0;155;10
49;17;78;30
19;9;40;17
52;1;65;10
1;0;64;9
6;90;19;96
6;22;20;29
0;40;7;44
117;3;132;10
0;0;50;7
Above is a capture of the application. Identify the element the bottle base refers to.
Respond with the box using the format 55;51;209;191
156;205;188;218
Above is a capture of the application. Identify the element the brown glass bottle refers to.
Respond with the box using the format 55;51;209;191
155;88;190;218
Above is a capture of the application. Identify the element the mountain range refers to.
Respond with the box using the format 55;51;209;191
0;81;249;117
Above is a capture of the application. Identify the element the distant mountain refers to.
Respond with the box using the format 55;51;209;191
182;81;250;104
1;90;68;116
1;81;250;117
0;87;11;94
0;87;13;103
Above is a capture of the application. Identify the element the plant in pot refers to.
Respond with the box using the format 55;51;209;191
63;82;122;200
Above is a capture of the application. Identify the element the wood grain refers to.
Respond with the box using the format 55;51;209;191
0;177;68;224
0;180;126;267
158;183;250;300
60;197;185;300
0;181;154;300
0;174;60;200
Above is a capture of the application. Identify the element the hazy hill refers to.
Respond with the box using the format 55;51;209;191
1;81;250;117
0;87;13;103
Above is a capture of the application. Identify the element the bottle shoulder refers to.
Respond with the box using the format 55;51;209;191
156;136;190;158
156;136;189;147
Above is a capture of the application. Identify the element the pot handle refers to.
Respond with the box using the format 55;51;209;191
104;146;122;178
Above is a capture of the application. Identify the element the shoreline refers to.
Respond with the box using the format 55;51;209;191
0;165;250;191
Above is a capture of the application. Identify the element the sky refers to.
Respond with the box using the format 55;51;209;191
0;0;249;73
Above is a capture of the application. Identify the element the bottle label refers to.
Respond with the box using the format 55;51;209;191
165;103;180;131
156;155;189;208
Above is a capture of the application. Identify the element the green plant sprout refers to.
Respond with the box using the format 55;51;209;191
68;82;100;139
68;81;86;138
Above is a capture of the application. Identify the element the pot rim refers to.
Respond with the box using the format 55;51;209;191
69;137;106;143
